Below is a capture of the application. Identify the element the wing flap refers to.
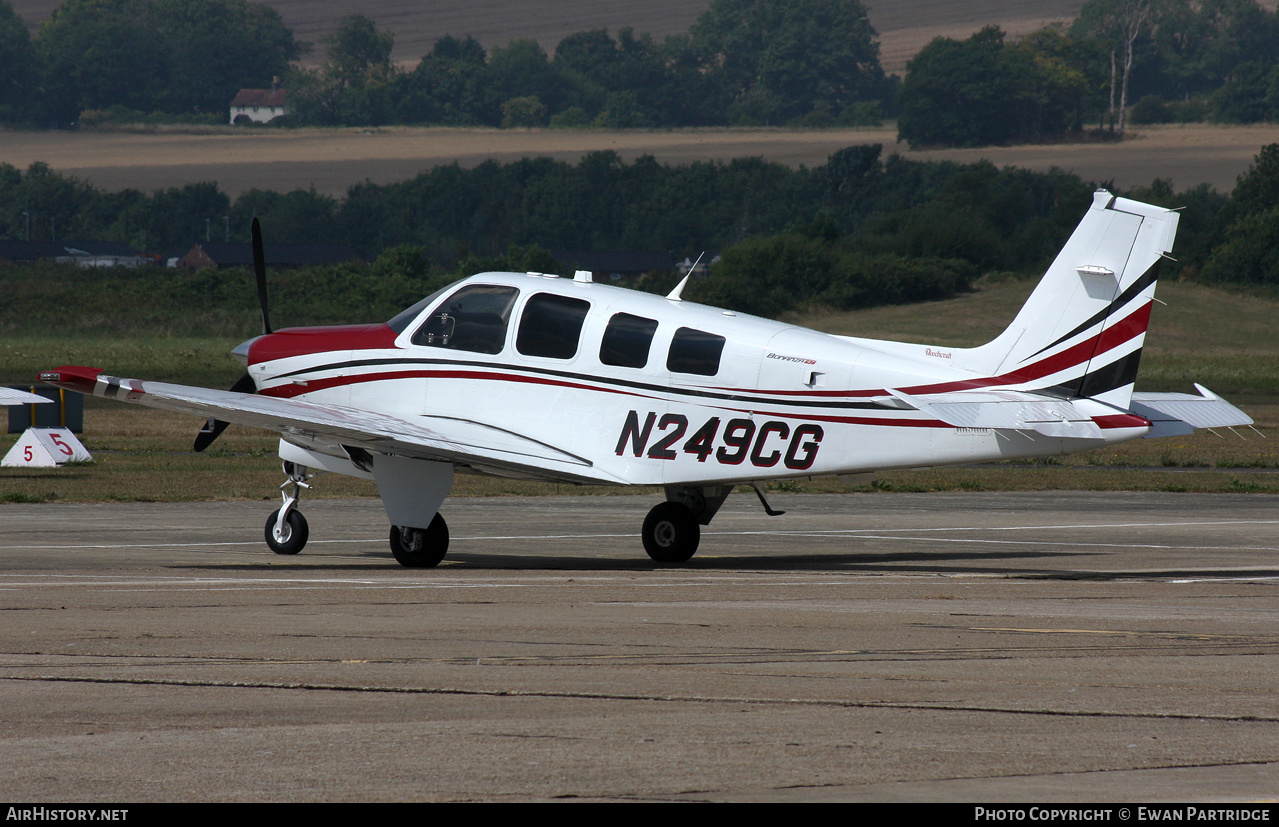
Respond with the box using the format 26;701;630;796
40;367;621;484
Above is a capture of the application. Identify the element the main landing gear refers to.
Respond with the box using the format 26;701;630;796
263;460;451;567
641;501;700;563
641;483;787;564
389;514;450;568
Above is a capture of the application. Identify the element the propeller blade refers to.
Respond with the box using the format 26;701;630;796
252;217;272;335
193;371;257;452
196;221;270;452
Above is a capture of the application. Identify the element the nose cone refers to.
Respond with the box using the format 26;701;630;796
231;336;261;367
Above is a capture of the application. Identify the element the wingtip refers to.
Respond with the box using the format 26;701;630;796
37;366;103;394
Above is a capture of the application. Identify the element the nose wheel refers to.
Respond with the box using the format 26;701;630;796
265;508;308;554
265;461;313;555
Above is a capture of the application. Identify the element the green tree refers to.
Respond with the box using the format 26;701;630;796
897;28;1019;147
36;0;300;120
37;0;168;122
398;36;497;125
898;27;1092;147
689;0;887;124
0;1;37;123
289;15;397;125
1212;60;1277;122
1072;0;1162;133
1153;0;1279;100
399;36;497;125
149;0;301;114
500;96;547;128
322;14;393;90
490;39;566;112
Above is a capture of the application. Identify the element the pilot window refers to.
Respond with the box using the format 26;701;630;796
667;327;726;376
599;312;658;368
516;293;591;359
411;284;518;354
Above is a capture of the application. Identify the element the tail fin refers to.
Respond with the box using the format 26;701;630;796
954;189;1177;408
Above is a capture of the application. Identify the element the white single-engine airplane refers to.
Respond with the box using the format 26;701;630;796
40;190;1251;566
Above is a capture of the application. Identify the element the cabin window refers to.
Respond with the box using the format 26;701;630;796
667;327;726;376
599;312;658;368
516;293;591;359
410;284;518;354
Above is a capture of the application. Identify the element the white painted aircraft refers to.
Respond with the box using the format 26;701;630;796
39;190;1251;566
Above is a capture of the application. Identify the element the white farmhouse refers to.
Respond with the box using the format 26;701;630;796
230;85;288;125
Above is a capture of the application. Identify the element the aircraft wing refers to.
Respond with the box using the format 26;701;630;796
38;367;622;485
1129;384;1254;438
887;389;1104;438
0;388;52;405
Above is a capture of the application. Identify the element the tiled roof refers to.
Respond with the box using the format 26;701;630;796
230;88;288;108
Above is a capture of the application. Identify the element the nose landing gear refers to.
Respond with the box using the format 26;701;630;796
265;461;314;555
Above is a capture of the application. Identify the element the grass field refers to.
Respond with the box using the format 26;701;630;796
4;122;1279;197
4;278;1277;504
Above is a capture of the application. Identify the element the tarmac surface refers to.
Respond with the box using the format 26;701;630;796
0;491;1276;802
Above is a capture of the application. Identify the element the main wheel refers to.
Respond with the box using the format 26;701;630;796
642;501;700;563
390;513;449;568
265;508;308;555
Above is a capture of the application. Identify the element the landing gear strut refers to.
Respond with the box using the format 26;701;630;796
265;461;313;555
389;513;450;568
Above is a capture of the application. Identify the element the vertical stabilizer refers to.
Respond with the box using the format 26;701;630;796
953;190;1177;408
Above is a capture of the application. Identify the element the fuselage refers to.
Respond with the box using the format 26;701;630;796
241;271;1150;486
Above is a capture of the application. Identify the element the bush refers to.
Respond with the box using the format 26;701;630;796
550;106;592;128
501;96;547;128
1130;95;1173;124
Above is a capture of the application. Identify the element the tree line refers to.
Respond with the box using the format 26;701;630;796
898;0;1279;147
10;142;1279;330
0;0;891;129
6;0;1278;143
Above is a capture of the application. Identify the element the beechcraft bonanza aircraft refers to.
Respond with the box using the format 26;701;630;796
40;190;1251;567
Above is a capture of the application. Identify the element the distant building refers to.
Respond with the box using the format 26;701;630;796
230;81;289;125
676;254;718;276
0;240;148;268
175;242;361;270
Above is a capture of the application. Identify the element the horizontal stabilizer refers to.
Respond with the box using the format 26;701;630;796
889;389;1104;439
1129;384;1253;438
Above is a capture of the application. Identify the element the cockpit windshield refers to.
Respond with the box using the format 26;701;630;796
385;282;459;334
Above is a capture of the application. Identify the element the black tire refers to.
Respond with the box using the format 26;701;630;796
390;513;449;568
265;508;308;555
642;501;700;563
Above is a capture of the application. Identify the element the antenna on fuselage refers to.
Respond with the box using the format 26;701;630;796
666;252;705;302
